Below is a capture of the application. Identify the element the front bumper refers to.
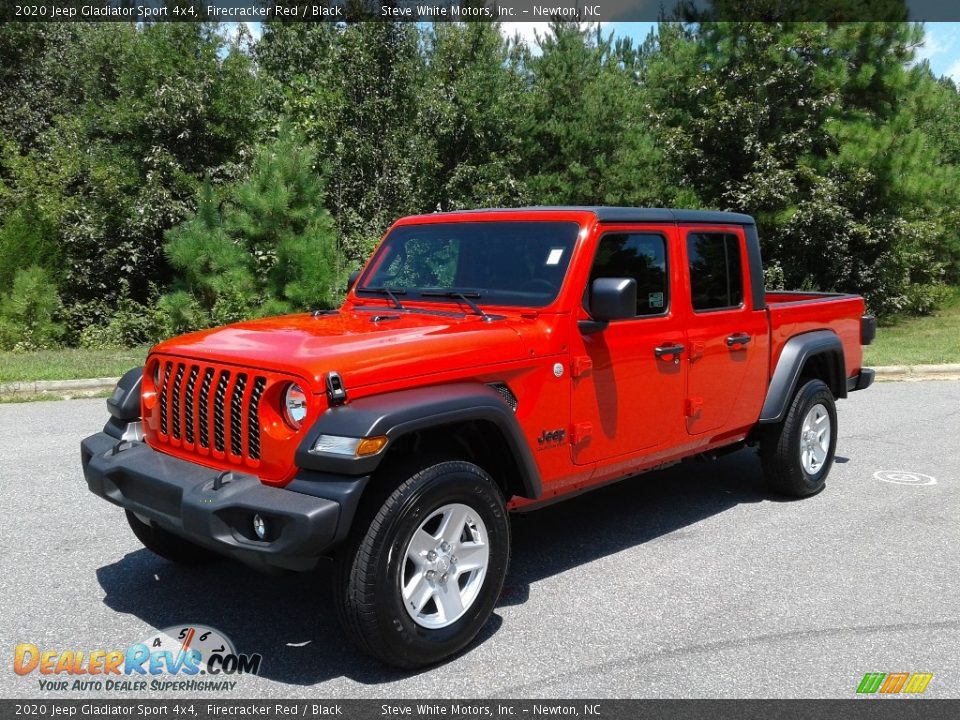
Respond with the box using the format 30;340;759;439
81;431;366;572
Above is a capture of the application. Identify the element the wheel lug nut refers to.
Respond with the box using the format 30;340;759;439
440;573;448;583
450;556;457;564
427;551;437;561
426;570;436;581
440;542;450;552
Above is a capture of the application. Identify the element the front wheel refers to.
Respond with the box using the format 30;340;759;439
334;461;510;669
760;379;837;497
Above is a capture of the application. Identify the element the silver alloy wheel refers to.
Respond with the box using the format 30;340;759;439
800;402;831;475
400;503;489;630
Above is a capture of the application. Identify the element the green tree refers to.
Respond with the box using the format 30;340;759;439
418;22;527;210
519;22;682;207
259;22;426;268
0;266;63;351
1;22;261;331
644;21;957;315
163;130;338;331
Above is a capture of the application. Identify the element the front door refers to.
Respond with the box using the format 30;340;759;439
681;226;767;435
570;225;687;465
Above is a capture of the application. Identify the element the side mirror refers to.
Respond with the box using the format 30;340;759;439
347;270;361;291
580;277;636;334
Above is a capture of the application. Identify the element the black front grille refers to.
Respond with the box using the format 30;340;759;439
154;359;267;466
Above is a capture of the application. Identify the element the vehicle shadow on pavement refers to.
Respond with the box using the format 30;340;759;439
499;448;768;607
95;448;769;687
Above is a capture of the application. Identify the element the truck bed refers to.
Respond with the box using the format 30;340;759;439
765;290;866;381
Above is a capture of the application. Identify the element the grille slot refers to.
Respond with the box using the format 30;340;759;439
159;363;171;435
230;373;247;456
214;370;230;453
152;358;275;469
248;377;266;460
198;368;214;448
184;366;199;444
171;364;185;440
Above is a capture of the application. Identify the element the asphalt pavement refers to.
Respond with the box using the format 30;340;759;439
1;380;957;699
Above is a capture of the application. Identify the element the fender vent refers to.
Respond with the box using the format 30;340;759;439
489;383;518;413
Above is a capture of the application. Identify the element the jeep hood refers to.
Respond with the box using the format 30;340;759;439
151;309;528;391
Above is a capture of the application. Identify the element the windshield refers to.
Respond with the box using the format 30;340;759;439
358;221;580;308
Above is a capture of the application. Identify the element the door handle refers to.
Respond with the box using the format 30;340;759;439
726;333;752;347
654;343;685;359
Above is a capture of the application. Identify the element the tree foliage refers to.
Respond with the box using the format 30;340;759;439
162;129;338;333
1;19;959;351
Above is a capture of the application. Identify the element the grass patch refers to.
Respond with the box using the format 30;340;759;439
865;288;960;366
0;346;149;384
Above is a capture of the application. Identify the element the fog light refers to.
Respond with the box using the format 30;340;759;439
253;514;267;540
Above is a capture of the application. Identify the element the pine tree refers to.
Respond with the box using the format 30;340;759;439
162;130;338;331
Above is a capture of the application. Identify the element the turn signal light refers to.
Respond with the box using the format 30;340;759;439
356;436;388;457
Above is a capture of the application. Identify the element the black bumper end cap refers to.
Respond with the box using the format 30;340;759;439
846;368;875;392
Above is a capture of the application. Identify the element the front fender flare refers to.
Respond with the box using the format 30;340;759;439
294;383;541;499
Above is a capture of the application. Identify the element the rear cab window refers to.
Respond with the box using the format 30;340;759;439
686;232;744;312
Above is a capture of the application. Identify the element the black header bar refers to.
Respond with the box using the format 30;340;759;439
4;0;960;23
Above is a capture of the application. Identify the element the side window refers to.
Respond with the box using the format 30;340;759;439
590;233;668;316
687;232;744;311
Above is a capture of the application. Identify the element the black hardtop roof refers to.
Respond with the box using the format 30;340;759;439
446;206;756;226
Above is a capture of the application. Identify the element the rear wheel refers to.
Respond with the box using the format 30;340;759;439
760;379;837;497
125;510;221;564
334;460;510;669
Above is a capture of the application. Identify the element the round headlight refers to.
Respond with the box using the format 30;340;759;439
153;362;162;387
283;383;308;429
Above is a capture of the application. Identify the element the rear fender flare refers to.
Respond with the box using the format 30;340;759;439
759;330;846;424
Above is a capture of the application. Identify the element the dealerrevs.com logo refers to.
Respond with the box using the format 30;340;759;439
14;625;262;692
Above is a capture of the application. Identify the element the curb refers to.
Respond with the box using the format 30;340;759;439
872;363;960;381
0;377;119;397
3;363;960;398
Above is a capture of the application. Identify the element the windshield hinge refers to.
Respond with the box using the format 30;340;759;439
326;371;348;406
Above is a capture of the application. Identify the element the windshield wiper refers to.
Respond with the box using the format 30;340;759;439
421;290;491;322
356;286;406;310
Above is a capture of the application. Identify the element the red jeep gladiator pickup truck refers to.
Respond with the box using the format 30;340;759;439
82;207;875;667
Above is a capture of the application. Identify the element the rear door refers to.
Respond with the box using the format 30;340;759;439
570;224;687;465
680;226;768;435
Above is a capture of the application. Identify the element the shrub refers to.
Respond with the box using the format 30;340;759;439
0;266;63;351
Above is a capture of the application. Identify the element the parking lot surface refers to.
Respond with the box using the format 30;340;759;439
1;380;957;698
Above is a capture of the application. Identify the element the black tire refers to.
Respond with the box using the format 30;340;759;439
125;510;222;564
760;378;838;497
334;460;510;669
